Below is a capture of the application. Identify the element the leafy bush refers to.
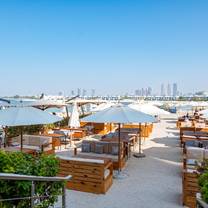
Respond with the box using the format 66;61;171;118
0;151;63;208
197;160;208;203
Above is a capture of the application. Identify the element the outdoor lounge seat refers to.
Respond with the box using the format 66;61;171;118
11;134;53;154
75;140;125;170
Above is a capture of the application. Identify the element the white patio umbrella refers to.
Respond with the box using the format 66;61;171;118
129;103;170;116
91;102;115;112
81;104;156;172
199;109;208;119
68;102;80;128
0;106;62;150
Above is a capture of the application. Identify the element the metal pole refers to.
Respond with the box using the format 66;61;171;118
20;127;23;152
31;181;35;208
118;123;121;172
139;123;142;154
133;123;146;158
62;184;66;208
65;105;69;119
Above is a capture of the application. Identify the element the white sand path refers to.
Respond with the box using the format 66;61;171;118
58;118;182;208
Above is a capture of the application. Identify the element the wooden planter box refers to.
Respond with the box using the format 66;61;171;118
183;170;200;208
58;156;113;194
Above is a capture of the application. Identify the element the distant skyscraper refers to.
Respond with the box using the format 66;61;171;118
82;89;87;97
173;83;178;97
161;84;165;96
141;88;145;96
91;89;95;97
167;83;171;96
71;90;75;96
77;88;81;96
147;87;152;96
135;90;139;96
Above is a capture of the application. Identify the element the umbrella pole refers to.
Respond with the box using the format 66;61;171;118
133;123;146;158
20;127;23;152
65;105;69;119
4;126;8;148
118;123;121;173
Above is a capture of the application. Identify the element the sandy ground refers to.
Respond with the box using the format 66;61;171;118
56;116;182;208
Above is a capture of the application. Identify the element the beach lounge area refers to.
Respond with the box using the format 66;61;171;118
54;116;182;208
2;101;208;208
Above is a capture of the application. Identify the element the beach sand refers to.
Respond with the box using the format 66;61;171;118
57;116;182;208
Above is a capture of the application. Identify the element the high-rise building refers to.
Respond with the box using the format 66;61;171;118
91;89;95;97
141;88;145;96
135;90;139;96
77;88;81;96
161;84;165;96
173;83;178;97
167;83;171;96
147;87;152;96
82;89;87;97
71;90;75;96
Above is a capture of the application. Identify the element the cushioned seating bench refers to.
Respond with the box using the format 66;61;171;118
11;134;54;154
58;155;113;194
74;140;126;170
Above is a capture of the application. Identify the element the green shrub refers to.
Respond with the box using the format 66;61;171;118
0;151;63;208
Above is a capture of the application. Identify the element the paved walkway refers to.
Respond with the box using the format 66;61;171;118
58;118;182;208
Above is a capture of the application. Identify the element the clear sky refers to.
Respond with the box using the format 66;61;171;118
0;0;208;96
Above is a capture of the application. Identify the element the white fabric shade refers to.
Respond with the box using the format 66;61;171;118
129;103;170;116
82;104;156;124
0;106;62;127
91;102;115;112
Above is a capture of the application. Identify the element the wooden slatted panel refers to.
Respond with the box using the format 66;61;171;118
183;171;200;208
58;158;113;194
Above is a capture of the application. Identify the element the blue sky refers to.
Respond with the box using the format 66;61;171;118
0;0;208;96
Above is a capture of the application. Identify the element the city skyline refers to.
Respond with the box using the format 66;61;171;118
0;0;208;95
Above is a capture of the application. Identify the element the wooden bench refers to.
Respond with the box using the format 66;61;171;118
180;127;208;147
58;156;113;194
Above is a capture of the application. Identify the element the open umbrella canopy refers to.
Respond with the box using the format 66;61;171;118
129;103;170;116
68;102;80;128
81;104;156;124
199;109;208;118
91;102;115;112
0;106;62;127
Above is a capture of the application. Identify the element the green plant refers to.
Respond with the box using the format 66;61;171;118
0;151;63;208
197;160;208;203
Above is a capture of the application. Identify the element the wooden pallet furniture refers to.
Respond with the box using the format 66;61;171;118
122;123;153;138
180;127;208;147
80;122;116;135
183;170;200;208
10;134;54;154
74;140;126;170
58;156;113;194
